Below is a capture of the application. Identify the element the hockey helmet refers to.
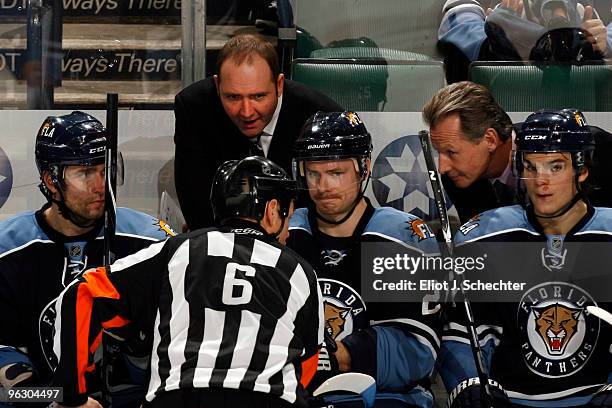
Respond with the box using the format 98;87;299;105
514;108;594;175
35;111;107;174
530;27;601;63
292;111;372;185
35;111;108;200
210;156;298;224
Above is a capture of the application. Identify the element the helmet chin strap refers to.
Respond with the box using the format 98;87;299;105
532;190;583;219
52;192;99;229
314;176;371;226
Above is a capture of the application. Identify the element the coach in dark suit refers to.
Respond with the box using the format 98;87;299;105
174;34;342;230
422;81;612;224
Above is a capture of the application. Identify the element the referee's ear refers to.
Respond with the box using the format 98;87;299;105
260;199;282;237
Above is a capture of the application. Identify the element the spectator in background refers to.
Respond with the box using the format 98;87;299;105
174;33;342;231
422;81;612;223
438;0;612;82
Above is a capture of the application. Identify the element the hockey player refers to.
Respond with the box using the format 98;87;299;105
52;156;324;408
440;108;612;407
0;111;174;407
288;111;443;407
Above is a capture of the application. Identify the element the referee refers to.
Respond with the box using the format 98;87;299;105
52;156;324;408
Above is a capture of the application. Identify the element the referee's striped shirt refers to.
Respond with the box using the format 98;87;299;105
52;222;324;407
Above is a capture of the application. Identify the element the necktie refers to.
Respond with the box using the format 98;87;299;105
493;180;515;206
249;136;265;157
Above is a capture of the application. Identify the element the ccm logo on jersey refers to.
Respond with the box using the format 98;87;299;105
89;146;106;154
524;135;547;140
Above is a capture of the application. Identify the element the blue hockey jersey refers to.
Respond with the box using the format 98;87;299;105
441;205;612;407
288;200;442;408
0;204;174;385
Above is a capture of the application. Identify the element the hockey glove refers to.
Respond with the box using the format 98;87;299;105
588;384;612;407
0;362;36;390
446;378;512;408
307;331;340;393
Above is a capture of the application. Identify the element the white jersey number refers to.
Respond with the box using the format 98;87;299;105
222;262;256;305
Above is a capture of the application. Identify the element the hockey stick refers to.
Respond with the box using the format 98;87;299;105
103;93;118;268
102;93;119;407
313;373;376;408
587;306;612;327
418;130;496;408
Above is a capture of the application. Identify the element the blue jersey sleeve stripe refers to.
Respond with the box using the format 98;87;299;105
446;322;503;336
288;226;312;235
457;227;540;245
575;230;612;236
0;238;54;259
507;384;605;401
95;233;165;242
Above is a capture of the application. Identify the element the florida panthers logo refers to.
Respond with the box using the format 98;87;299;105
324;301;351;339
409;219;433;241
157;220;177;236
39;297;58;370
346;111;362;126
533;304;582;355
518;282;599;378
319;278;367;341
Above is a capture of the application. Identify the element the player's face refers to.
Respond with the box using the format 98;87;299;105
61;163;106;222
215;55;283;138
304;159;363;218
430;113;493;188
521;152;585;217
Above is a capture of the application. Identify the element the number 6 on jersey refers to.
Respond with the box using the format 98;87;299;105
222;262;256;305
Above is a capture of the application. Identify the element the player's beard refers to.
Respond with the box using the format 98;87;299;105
63;195;105;228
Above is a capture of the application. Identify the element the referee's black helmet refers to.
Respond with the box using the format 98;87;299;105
211;156;298;224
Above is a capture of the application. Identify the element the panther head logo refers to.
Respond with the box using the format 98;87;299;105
324;301;351;339
532;303;582;355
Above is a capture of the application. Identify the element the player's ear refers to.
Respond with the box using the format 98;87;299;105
43;171;59;197
578;167;589;183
